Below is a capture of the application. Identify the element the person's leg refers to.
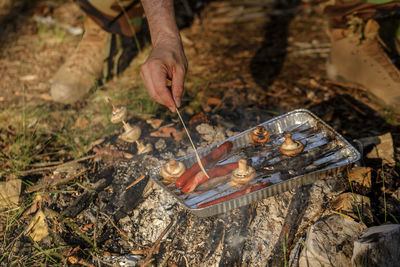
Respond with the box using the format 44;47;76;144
50;0;143;104
50;17;108;104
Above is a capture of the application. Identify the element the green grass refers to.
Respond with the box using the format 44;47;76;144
37;21;66;43
347;169;364;223
381;170;388;223
25;244;66;266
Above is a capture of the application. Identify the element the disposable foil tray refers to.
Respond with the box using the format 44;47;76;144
149;109;361;217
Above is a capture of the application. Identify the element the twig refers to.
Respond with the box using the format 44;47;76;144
30;160;64;168
115;0;141;51
20;145;127;176
99;212;130;239
25;168;88;193
125;174;146;190
341;97;367;116
182;254;189;267
294;206;324;238
289;206;325;254
329;210;356;221
325;79;367;91
141;220;174;267
130;249;150;255
19;155;96;175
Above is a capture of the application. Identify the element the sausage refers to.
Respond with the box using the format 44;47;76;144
174;157;208;188
181;162;238;194
197;182;272;208
208;141;233;163
175;141;233;187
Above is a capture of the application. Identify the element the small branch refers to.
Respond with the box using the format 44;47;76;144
325;79;367;92
125;174;146;190
294;206;324;239
329;209;356;221
341;97;367;116
19;155;96;176
25;168;88;194
140;220;174;267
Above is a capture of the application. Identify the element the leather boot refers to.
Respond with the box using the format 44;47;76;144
326;22;400;114
50;17;108;104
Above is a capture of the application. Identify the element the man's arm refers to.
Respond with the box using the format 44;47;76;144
140;0;187;112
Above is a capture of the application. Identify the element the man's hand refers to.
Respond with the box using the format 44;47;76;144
140;0;187;112
140;36;187;112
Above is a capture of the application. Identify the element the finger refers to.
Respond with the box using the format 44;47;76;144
141;64;164;106
151;64;176;112
171;65;186;108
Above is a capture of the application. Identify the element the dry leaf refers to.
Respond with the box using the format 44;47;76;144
0;179;21;209
73;116;89;130
331;192;373;222
26;210;49;242
81;223;94;232
189;112;211;126
21;195;42;219
150;126;184;141
39;94;53;101
206;97;221;106
366;133;395;167
348;167;372;189
68;256;79;264
146;118;164;129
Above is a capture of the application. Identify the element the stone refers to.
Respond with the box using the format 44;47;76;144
195;123;226;144
352;224;400;267
299;214;366;267
155;139;166;151
331;192;373;225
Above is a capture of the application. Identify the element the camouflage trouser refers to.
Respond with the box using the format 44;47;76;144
77;0;143;36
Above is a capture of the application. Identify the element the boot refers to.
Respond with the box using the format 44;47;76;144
324;1;400;114
50;17;108;104
326;23;400;114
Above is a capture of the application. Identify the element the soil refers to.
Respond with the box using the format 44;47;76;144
0;0;399;266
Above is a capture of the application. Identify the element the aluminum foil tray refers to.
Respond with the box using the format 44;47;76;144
149;109;361;217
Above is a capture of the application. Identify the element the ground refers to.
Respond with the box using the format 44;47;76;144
0;0;399;265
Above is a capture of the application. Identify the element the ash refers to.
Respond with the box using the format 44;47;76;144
78;108;369;266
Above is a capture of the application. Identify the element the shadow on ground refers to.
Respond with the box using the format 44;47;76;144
250;0;301;94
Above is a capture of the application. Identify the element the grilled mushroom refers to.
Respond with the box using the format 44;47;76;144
231;159;255;186
280;133;304;157
161;160;186;182
110;105;127;124
136;140;153;154
250;126;270;145
119;121;141;143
